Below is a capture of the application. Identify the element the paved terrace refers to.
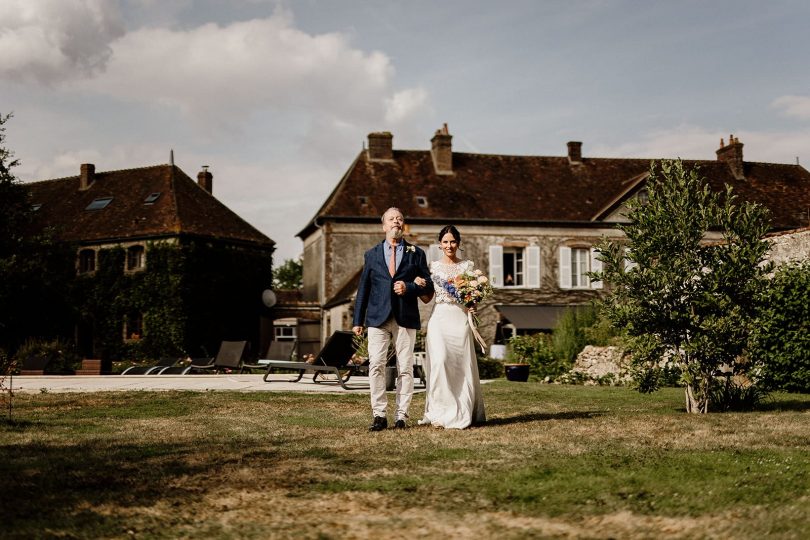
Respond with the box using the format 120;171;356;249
7;374;383;394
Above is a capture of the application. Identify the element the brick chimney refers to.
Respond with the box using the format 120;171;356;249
567;141;583;164
431;123;453;175
79;163;95;190
367;132;393;161
716;134;745;180
197;166;213;193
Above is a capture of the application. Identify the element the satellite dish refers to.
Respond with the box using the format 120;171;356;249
262;289;277;308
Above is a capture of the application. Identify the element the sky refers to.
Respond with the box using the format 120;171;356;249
2;0;810;263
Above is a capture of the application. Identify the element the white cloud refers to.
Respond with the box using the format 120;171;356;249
0;0;124;83
385;87;430;124
771;95;810;121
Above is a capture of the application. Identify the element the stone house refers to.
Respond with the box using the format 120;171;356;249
26;163;276;364
298;126;810;348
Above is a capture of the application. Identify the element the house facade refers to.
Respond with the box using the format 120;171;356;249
298;126;810;348
26;163;276;364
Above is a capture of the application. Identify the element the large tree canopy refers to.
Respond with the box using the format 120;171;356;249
595;159;772;413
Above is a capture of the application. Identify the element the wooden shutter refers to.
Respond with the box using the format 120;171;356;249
559;246;572;289
526;246;540;288
489;245;503;288
590;248;603;289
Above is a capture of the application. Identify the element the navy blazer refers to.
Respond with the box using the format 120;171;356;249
353;240;434;329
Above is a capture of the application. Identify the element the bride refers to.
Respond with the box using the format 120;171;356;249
415;225;486;429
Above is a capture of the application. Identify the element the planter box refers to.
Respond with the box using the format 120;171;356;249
504;363;530;382
77;359;102;376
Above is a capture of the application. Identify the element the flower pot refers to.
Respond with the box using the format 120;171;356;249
504;363;530;382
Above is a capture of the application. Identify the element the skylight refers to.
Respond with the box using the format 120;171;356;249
86;197;113;211
144;192;161;205
31;203;42;212
416;196;428;208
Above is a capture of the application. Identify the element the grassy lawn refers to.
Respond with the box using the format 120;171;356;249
0;382;808;539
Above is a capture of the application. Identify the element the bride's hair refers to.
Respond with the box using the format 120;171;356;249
438;225;461;244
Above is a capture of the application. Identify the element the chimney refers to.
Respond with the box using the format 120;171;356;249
79;163;95;190
716;134;745;180
197;166;213;193
367;132;393;161
567;141;583;164
431;123;453;175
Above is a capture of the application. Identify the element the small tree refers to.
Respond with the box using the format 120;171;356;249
595;160;771;413
272;257;303;289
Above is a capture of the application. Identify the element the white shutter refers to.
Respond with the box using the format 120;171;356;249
559;246;572;289
526;246;540;288
624;247;638;272
590;247;603;289
489;245;503;288
427;244;442;265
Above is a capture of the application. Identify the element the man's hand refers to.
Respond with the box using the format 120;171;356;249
352;326;364;336
393;280;406;295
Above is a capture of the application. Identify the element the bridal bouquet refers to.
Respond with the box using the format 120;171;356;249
439;268;493;309
434;268;493;352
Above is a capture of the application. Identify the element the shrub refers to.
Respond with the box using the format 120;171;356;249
751;261;810;393
13;338;81;374
710;376;768;412
507;333;568;380
476;356;504;379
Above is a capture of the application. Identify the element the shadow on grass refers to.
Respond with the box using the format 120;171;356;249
756;398;810;412
483;410;604;426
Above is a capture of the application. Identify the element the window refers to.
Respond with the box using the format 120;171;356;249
78;249;96;274
358;196;368;206
274;325;296;341
426;244;443;265
124;313;144;341
558;246;603;290
31;203;42;212
143;192;161;205
126;245;145;271
85;197;113;210
415;195;428;208
488;245;540;288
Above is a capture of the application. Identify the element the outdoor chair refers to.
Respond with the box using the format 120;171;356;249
19;354;51;375
182;340;248;375
121;357;179;375
263;331;361;390
241;340;296;373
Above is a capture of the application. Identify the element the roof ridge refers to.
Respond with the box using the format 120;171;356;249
25;163;173;184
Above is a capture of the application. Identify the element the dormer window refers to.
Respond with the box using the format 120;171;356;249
143;192;161;205
86;197;113;211
358;196;368;206
31;203;42;212
126;245;145;272
416;196;428;208
78;249;96;275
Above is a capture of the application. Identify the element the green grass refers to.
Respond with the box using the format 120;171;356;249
0;383;808;539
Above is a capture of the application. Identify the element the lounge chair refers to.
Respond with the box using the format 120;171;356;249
241;340;296;373
262;331;361;390
121;357;179;375
19;354;50;375
182;340;248;375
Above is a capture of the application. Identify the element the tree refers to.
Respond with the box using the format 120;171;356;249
595;159;771;413
272;257;302;289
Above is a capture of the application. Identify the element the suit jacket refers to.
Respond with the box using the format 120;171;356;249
353;239;434;329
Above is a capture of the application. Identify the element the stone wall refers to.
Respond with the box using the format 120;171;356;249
765;228;810;266
570;345;631;384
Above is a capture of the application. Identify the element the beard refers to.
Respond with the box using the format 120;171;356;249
387;227;403;241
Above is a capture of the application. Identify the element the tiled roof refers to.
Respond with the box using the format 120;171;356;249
300;149;810;237
26;164;274;247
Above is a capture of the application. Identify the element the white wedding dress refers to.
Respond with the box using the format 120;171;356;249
420;260;486;429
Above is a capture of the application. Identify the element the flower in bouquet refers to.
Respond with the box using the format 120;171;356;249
435;268;493;309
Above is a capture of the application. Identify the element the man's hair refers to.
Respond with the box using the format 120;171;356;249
381;207;404;222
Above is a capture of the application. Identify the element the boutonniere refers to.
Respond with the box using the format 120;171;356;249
405;245;415;253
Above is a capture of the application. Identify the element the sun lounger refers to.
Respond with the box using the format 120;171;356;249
262;331;361;390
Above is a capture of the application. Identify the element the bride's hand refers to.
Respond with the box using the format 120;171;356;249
414;276;427;287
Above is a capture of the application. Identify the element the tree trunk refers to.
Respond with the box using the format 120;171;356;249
684;382;709;414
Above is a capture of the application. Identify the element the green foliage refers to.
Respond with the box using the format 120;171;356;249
13;338;81;374
751;261;810;393
551;305;622;363
709;376;769;412
595;159;772;413
272;257;303;289
476;356;504;379
507;333;568;380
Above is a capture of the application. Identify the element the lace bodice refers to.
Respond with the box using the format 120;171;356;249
431;260;474;304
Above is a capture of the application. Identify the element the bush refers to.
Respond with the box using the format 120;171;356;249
552;305;624;364
476;356;504;379
507;333;568;380
751;261;810;393
13;338;81;374
710;376;768;412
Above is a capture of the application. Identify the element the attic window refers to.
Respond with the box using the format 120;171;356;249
86;197;113;211
143;192;161;205
357;196;368;206
416;196;428;208
31;203;42;212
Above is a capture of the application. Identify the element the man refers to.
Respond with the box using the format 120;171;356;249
353;207;433;431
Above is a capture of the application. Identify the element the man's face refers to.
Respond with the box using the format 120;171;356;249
382;210;404;241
